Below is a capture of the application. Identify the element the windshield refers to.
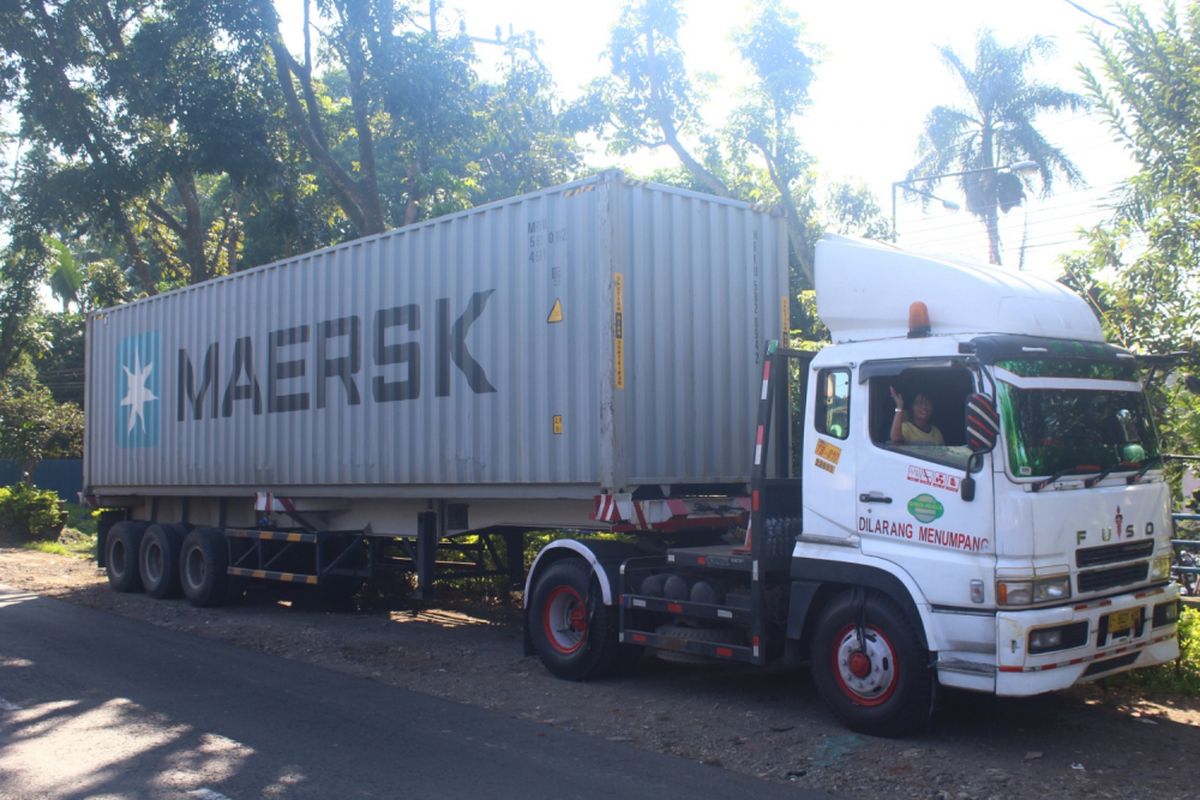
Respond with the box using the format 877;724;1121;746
997;380;1160;478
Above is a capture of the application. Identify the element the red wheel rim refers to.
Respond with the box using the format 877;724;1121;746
830;622;899;707
543;585;588;655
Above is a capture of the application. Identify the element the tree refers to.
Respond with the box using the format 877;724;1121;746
908;29;1087;264
596;0;825;284
726;0;820;283
0;363;84;479
1;0;286;293
471;41;589;204
0;239;50;378
214;1;586;236
1058;2;1200;475
1063;2;1200;356
599;0;726;195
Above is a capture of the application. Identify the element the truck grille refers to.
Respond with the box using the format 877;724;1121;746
1077;562;1149;593
1076;540;1154;568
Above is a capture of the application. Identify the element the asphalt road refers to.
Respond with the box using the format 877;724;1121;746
0;585;834;799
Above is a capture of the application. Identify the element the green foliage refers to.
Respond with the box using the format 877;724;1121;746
82;260;131;310
471;50;589;204
0;241;52;378
1066;2;1200;357
1;0;292;293
43;236;84;312
62;503;100;537
23;524;96;559
601;0;706;161
823;183;892;241
0;483;65;543
909;29;1086;264
1062;4;1200;468
0;364;84;474
30;312;84;405
788;289;829;350
596;0;837;303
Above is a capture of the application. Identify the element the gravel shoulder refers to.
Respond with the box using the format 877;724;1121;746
2;547;1198;799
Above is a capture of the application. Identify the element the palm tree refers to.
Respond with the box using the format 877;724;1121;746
908;30;1086;264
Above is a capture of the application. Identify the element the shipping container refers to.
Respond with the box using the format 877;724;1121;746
85;171;787;521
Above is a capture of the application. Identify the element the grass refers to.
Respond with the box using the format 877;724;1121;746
19;502;97;560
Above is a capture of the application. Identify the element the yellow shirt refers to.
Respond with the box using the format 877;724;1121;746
901;420;944;445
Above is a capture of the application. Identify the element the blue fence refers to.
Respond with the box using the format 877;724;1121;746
0;459;83;503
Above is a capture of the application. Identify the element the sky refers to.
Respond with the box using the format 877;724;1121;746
410;0;1146;276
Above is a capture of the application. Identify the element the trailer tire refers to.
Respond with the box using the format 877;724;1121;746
105;521;148;593
180;527;229;608
810;590;932;737
530;559;621;680
139;523;185;599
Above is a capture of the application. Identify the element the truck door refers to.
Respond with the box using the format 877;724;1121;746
854;362;995;609
801;366;857;540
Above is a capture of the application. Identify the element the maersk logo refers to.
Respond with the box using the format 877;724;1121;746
116;331;161;448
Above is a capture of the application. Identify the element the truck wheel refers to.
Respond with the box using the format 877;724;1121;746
530;559;620;680
180;527;229;607
139;523;185;599
810;591;932;737
105;521;149;593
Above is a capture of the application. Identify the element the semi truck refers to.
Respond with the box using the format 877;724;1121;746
85;171;1182;736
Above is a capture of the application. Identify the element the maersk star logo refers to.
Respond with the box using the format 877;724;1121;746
115;331;161;448
120;348;157;434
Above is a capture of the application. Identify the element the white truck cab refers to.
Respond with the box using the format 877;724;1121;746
795;236;1179;727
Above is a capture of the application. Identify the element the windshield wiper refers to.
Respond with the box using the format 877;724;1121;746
1031;465;1100;493
1084;461;1139;489
1126;455;1163;485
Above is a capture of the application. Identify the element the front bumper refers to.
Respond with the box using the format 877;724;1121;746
994;583;1180;696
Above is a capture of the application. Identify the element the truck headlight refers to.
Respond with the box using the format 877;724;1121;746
997;575;1071;606
1151;555;1171;581
1029;621;1089;653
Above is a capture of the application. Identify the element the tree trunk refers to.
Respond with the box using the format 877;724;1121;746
757;143;814;287
257;0;384;237
172;172;211;284
985;205;1002;265
642;20;728;198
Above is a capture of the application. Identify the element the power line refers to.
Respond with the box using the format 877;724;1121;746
1061;0;1118;28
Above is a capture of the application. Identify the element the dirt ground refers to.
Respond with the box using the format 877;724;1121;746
1;547;1198;800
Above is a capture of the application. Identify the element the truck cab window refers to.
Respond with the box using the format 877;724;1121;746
870;367;974;469
815;369;850;440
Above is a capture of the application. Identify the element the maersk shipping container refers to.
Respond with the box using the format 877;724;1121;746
85;171;787;529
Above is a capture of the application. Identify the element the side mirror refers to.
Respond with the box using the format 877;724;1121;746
960;453;983;502
965;393;1000;454
962;394;999;503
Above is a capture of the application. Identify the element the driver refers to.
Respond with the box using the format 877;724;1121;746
889;386;944;445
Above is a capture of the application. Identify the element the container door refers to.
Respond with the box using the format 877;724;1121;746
853;363;995;609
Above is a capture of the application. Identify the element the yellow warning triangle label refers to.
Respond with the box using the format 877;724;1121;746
547;298;564;324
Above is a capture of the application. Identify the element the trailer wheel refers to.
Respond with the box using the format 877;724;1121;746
105;521;148;593
139;523;185;599
180;527;229;607
810;591;932;737
530;559;620;680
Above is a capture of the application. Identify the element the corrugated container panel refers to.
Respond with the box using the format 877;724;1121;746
85;173;785;497
618;182;785;485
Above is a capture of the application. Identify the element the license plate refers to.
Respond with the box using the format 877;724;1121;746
1107;608;1139;635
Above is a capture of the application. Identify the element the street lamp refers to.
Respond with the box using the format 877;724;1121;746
891;160;1040;237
